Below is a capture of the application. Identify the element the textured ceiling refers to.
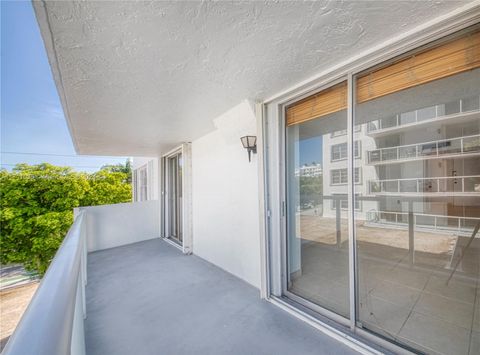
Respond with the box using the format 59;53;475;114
34;0;469;155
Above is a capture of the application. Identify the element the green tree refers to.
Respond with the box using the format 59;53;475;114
100;159;132;183
299;176;323;207
0;163;132;275
83;169;132;206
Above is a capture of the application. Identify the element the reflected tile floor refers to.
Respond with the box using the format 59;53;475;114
290;238;479;355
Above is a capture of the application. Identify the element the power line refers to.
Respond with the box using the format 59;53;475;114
1;151;128;158
2;151;86;158
0;163;102;169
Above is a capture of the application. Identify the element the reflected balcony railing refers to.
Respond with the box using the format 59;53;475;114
366;210;480;233
368;175;480;195
367;134;480;165
366;95;480;134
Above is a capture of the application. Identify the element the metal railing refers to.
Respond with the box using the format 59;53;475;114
366;95;480;133
368;175;480;194
3;211;87;355
366;210;480;234
367;134;480;164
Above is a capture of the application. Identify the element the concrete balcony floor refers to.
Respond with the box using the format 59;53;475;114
85;239;357;355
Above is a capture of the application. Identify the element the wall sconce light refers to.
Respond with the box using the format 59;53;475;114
240;136;257;162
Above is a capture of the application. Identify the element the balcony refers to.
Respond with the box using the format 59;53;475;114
368;175;480;196
367;134;480;165
3;201;358;355
365;210;480;236
366;96;480;137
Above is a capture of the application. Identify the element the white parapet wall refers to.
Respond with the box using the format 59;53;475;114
78;200;160;252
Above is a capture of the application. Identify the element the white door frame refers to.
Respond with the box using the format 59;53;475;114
161;143;193;254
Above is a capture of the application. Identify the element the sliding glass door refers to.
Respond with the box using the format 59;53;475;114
166;152;183;244
281;27;480;355
285;82;350;320
354;39;480;354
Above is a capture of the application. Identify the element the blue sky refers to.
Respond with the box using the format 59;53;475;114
299;136;322;166
1;1;127;172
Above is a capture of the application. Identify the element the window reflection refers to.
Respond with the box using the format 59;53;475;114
286;96;350;318
355;68;480;355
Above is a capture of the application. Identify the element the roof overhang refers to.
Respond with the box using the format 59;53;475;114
33;0;473;156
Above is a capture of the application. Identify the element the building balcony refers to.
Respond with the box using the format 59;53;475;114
366;96;480;137
2;201;358;355
365;210;480;236
368;175;480;196
367;134;480;165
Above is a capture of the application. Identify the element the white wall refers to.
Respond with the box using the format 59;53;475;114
79;200;160;252
192;100;261;288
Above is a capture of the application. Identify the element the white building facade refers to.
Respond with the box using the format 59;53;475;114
295;163;323;177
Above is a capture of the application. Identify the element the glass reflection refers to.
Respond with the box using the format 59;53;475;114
354;68;480;354
286;104;350;318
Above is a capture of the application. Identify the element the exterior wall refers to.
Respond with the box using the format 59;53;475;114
78;200;160;252
191;100;261;288
132;157;159;201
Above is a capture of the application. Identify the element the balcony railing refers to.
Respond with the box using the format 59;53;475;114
3;200;160;355
366;95;480;134
367;134;480;164
366;210;480;234
368;175;480;195
3;211;88;355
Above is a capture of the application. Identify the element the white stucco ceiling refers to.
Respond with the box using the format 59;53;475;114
34;0;472;156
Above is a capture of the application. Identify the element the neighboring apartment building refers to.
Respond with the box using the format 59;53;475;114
7;3;479;355
322;125;377;220
320;97;480;232
364;95;480;233
295;163;323;177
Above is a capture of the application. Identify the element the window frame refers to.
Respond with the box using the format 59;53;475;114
331;194;362;211
331;141;361;162
132;169;138;201
330;167;361;186
133;164;148;202
139;165;148;201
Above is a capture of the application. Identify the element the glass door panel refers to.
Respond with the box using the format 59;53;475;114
167;152;183;244
285;83;350;319
354;67;480;354
177;154;183;243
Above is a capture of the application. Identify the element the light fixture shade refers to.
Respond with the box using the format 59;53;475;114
240;135;257;149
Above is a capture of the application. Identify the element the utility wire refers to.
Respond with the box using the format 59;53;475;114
1;151;127;158
0;163;102;169
1;152;128;170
